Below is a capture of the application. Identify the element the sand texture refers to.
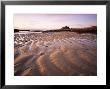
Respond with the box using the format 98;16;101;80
14;32;97;76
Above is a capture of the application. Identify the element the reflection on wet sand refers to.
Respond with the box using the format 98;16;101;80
14;32;97;76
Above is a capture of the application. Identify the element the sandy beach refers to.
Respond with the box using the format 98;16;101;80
14;32;97;76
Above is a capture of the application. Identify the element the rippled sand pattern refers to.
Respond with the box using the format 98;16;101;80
14;32;97;76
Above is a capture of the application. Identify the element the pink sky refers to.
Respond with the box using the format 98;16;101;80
14;14;97;30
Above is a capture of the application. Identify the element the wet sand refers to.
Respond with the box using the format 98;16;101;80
14;32;97;76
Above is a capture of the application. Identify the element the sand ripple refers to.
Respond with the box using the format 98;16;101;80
14;32;97;76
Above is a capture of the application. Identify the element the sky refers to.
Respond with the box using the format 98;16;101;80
13;14;97;30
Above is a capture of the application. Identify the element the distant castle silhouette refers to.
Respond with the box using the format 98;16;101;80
61;26;70;29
